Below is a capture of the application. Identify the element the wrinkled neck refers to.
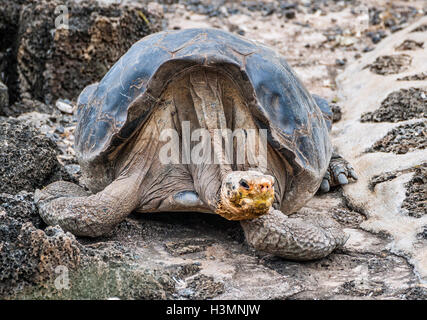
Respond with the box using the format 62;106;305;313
178;69;233;208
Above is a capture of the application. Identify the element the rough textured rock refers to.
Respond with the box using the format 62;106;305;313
398;72;427;81
395;39;424;51
6;98;52;117
367;54;412;75
0;213;81;298
0;116;84;298
0;81;8;111
185;274;225;299
0;118;70;194
368;121;426;154
411;23;427;33
0;0;24;107
0;197;179;299
0;192;42;228
15;111;80;175
331;104;342;123
8;193;422;299
361;87;427;123
367;163;426;219
0;203;180;299
368;166;418;192
401;164;426;219
0;0;162;115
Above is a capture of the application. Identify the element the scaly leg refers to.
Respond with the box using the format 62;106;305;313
35;176;141;237
241;209;348;260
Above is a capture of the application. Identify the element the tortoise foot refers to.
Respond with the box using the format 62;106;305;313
319;153;358;193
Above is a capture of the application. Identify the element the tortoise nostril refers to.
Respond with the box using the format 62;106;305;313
260;183;271;193
239;179;250;189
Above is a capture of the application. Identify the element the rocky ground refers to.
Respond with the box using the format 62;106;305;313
0;0;426;299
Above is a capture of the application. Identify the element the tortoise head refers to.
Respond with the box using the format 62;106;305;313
216;171;275;220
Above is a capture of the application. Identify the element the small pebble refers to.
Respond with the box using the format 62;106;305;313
284;10;296;19
371;34;381;44
335;59;346;66
390;25;404;33
56;99;73;114
55;126;65;134
65;164;81;176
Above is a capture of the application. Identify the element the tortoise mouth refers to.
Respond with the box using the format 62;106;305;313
216;171;275;220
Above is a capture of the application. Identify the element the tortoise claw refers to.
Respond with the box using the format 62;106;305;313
320;179;330;193
318;153;357;193
337;173;348;185
349;168;358;180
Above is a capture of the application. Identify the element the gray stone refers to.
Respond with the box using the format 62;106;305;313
0;81;8;111
0;118;70;194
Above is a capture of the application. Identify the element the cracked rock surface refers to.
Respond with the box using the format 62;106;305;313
368;121;426;154
335;15;427;284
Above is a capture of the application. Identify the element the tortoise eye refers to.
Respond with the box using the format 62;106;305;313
239;179;250;189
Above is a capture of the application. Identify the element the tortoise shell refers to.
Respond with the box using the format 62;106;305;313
75;28;332;212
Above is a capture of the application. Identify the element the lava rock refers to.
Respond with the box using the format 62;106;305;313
0;191;42;228
391;25;404;33
186;274;224;299
396;39;424;51
411;24;427;33
361;88;427;122
402;164;426;218
0;213;81;298
0;0;162;114
0;118;69;194
367;30;387;44
4;97;52;117
369;7;382;25
397;72;427;81
0;0;25;106
0;81;8;111
335;59;346;66
368;121;426;155
331;104;342;123
367;54;412;75
284;10;296;19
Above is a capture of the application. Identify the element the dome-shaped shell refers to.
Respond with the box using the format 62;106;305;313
75;28;332;212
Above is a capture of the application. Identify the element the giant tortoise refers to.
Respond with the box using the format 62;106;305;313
35;28;357;260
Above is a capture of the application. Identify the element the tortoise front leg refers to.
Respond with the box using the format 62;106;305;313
240;209;348;260
35;176;141;237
